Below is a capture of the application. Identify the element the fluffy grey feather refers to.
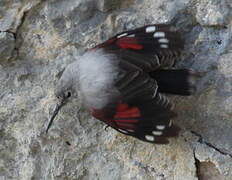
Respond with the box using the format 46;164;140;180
55;49;120;109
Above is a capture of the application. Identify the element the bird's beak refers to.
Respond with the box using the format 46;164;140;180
46;97;67;133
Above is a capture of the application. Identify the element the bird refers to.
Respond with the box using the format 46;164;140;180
46;24;199;144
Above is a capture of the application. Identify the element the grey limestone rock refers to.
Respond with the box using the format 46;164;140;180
196;0;231;26
0;0;41;32
0;32;15;61
0;0;232;179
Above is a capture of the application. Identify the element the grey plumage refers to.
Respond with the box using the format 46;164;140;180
55;49;120;109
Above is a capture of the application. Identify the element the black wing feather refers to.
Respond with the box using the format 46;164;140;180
114;24;184;54
112;59;180;144
101;24;184;71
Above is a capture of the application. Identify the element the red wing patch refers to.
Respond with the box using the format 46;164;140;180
90;104;140;131
94;37;143;50
113;103;140;130
90;108;115;127
114;103;141;118
116;37;143;50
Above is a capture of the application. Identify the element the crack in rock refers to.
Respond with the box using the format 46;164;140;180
14;9;30;57
0;30;16;37
14;1;44;58
0;1;44;60
191;131;232;158
0;31;15;61
193;150;200;180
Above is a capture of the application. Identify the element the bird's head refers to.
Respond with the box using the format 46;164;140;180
46;63;79;133
54;70;74;100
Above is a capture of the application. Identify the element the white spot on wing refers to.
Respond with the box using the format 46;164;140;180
160;44;168;48
117;33;128;38
170;103;175;110
156;125;165;130
146;26;156;33
155;55;160;66
153;32;165;38
169;120;172;127
127;129;135;133
152;131;163;136
145;135;155;141
118;129;128;134
158;38;169;43
127;34;135;37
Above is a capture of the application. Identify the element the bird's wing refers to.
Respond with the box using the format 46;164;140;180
91;60;180;144
96;24;184;70
90;24;183;143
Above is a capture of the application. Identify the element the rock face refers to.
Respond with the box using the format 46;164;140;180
0;32;15;61
0;0;231;179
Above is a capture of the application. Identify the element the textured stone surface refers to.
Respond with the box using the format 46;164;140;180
0;32;15;61
0;0;41;32
0;0;232;179
196;0;231;26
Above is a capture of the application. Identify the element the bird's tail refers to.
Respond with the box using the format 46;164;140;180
150;69;200;96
